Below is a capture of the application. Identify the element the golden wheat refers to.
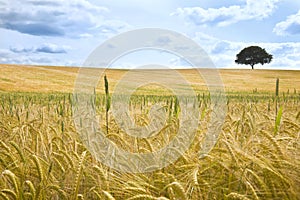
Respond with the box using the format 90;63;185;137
0;92;299;199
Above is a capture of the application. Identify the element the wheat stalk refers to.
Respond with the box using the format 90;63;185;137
0;192;10;200
72;151;87;200
104;75;111;134
163;182;187;200
226;192;250;200
127;194;158;200
2;170;19;197
102;190;116;200
245;181;259;200
25;180;36;199
260;130;284;157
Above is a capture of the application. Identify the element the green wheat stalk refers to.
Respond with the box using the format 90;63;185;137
104;74;111;134
275;78;279;116
274;106;283;136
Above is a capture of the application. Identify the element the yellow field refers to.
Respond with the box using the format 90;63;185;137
0;64;299;93
0;64;299;199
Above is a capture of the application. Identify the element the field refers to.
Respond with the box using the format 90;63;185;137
1;64;300;93
0;64;299;200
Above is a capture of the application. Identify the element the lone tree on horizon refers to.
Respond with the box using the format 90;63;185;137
235;46;273;69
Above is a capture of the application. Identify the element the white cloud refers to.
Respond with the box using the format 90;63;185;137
0;50;54;64
168;57;191;68
273;10;300;35
35;43;70;54
0;47;80;66
193;32;300;69
0;0;129;37
10;43;71;54
172;0;280;26
95;20;132;35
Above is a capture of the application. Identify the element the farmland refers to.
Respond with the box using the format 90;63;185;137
0;64;299;199
0;64;300;93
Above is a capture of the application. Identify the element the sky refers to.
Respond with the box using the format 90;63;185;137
0;0;300;69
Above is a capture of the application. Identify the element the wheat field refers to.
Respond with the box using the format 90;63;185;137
0;64;299;199
1;64;300;93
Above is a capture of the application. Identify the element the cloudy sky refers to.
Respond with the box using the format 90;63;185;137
0;0;300;69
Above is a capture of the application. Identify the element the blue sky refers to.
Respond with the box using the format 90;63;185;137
0;0;300;69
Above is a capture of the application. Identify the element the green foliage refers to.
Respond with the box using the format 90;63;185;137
235;46;273;69
274;106;283;135
104;75;111;134
104;74;111;112
275;78;279;97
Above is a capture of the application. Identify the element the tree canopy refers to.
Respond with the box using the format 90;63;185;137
235;46;273;69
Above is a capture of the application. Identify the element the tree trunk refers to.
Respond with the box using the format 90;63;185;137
251;64;254;70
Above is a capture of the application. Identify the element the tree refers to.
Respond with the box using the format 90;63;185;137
235;46;273;69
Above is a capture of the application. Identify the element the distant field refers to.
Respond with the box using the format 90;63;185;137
0;64;299;94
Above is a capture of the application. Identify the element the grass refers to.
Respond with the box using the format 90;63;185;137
0;64;299;199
